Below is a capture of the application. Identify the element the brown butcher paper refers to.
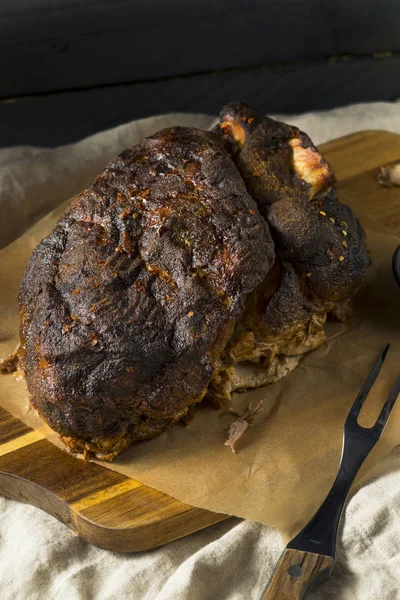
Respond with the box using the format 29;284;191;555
0;195;399;542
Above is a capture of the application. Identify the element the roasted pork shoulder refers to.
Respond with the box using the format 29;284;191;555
207;102;370;401
16;104;370;459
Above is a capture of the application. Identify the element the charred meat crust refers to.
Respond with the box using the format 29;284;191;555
18;127;274;459
205;102;370;403
216;101;335;205
18;105;370;460
216;101;370;314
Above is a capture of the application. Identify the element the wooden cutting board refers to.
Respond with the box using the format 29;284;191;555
1;130;400;552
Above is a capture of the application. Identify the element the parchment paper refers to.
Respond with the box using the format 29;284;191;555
0;196;399;542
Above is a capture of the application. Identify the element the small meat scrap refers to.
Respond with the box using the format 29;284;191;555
0;343;20;373
378;163;400;187
225;420;249;454
224;400;263;453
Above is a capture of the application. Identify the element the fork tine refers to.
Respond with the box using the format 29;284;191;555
373;372;400;434
347;344;390;422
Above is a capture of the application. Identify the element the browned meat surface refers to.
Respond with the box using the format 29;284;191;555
208;102;370;399
17;104;370;459
18;127;274;459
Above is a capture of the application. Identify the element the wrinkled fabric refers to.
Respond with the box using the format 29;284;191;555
1;448;400;599
1;100;400;599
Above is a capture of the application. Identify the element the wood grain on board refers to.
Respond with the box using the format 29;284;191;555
0;130;399;552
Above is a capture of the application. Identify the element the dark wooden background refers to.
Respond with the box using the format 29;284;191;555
1;0;400;147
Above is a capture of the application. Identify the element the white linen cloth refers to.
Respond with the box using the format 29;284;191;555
1;100;400;599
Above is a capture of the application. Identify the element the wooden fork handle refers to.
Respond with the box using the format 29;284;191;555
260;548;334;600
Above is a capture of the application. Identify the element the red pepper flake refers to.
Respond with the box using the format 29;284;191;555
122;230;134;255
248;117;254;123
71;314;78;321
92;281;100;288
72;288;80;295
326;249;334;260
135;280;145;293
63;324;71;333
126;366;134;373
249;209;256;215
119;210;128;219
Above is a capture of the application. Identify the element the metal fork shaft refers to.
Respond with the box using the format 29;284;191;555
287;422;377;558
288;345;399;558
346;345;389;426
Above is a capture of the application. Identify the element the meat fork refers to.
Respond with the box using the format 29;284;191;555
260;344;400;599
